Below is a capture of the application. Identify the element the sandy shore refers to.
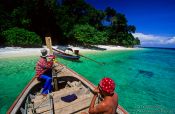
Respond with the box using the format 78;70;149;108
0;45;139;58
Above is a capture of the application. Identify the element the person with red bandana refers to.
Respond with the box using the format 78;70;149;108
35;49;55;95
82;77;118;114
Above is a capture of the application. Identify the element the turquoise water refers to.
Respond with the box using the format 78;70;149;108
0;48;175;114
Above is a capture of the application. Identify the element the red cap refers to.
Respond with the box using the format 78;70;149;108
99;77;115;94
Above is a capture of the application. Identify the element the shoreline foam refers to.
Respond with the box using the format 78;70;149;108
0;45;140;58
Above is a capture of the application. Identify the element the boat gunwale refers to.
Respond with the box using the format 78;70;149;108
7;76;37;114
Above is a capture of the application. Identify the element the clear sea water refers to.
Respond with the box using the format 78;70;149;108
0;48;175;114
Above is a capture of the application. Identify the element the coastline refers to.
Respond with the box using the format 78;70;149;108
0;45;141;59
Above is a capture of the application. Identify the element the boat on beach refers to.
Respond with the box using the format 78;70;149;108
7;62;128;114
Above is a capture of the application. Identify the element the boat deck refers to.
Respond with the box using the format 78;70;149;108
27;81;97;114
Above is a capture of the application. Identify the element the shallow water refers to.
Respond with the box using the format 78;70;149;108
0;56;38;113
0;48;175;114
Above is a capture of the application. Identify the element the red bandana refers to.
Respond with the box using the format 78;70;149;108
99;77;115;94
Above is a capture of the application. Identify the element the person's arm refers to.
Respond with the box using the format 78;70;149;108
88;87;99;113
46;57;55;68
89;94;98;114
88;87;108;114
46;61;53;68
36;58;47;69
37;63;47;69
38;58;53;69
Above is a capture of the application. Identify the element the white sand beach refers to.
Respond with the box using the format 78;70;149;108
0;45;139;58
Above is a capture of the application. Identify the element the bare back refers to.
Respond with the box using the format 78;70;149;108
97;93;118;114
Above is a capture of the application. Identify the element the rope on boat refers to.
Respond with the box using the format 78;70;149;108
32;93;55;112
33;96;48;110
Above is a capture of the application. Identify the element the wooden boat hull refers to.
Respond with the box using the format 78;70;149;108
53;51;80;60
7;63;128;114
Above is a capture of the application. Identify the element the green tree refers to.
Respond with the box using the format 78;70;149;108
127;25;136;33
71;24;107;45
2;27;42;47
11;7;31;28
103;7;140;47
133;37;140;45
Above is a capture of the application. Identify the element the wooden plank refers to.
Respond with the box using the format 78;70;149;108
32;86;83;107
45;37;53;55
53;78;59;91
36;95;93;113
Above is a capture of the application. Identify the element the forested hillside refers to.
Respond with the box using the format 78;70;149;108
0;0;140;47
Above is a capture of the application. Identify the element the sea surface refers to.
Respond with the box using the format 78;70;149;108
0;48;175;114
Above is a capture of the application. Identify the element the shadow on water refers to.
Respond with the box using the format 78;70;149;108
114;60;123;64
138;69;154;78
128;67;133;70
127;56;138;60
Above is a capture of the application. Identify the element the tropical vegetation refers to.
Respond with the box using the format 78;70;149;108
0;0;140;47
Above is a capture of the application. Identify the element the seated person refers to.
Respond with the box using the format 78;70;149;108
35;49;55;95
82;77;118;114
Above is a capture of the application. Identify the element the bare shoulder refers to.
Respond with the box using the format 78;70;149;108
104;93;118;108
96;100;111;110
92;100;110;114
103;97;114;107
113;93;118;108
113;93;118;100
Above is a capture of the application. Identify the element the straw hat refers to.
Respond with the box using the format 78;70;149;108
40;49;48;57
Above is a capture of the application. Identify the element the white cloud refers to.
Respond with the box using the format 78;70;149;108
166;37;175;44
133;33;175;47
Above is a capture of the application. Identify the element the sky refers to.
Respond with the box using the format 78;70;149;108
85;0;175;48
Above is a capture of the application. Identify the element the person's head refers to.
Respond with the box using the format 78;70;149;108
98;77;116;96
40;49;48;58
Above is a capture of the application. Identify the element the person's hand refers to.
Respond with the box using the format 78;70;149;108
47;61;53;68
47;55;56;62
93;86;100;94
47;58;53;62
51;58;55;61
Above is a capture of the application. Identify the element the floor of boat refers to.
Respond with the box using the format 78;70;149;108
26;81;97;114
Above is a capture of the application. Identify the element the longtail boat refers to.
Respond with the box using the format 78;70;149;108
53;48;80;60
7;62;128;114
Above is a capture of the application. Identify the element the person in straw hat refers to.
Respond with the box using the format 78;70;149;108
81;77;118;114
35;49;55;95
